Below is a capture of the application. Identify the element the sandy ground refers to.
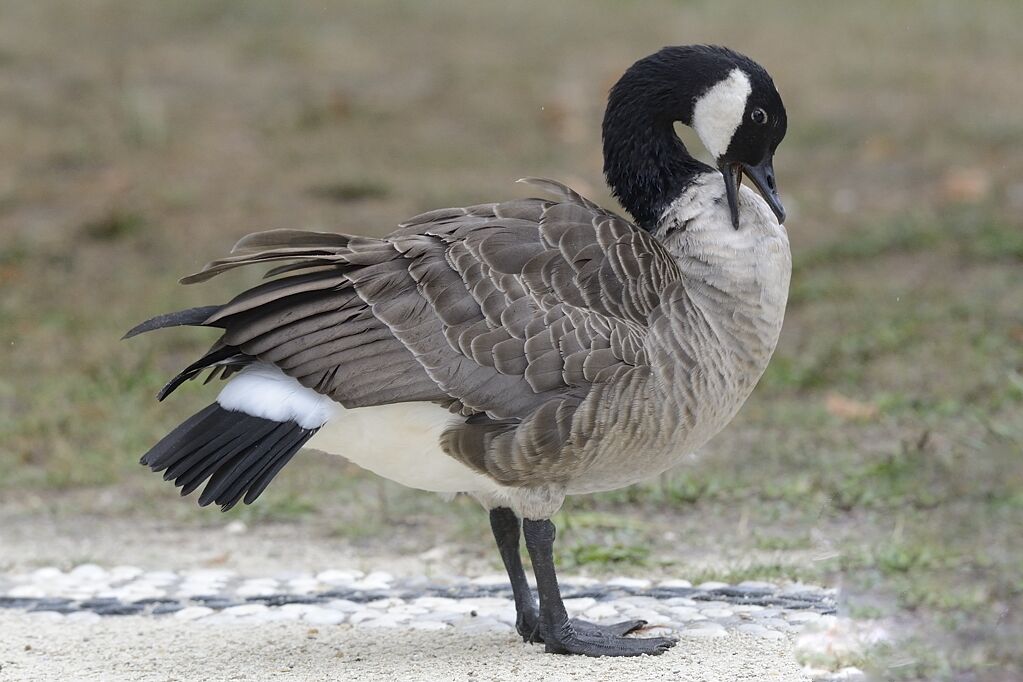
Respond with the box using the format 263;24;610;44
0;612;809;682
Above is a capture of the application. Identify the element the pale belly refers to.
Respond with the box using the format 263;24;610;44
306;402;503;495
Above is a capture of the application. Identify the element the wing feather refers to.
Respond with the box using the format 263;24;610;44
145;179;682;484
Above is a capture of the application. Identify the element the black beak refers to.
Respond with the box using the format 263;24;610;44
718;158;786;229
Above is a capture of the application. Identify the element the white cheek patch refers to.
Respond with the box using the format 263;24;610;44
691;68;752;160
217;363;333;429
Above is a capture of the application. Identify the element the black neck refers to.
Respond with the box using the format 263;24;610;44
601;49;720;230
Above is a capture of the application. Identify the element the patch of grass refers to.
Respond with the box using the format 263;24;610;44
965;218;1023;261
308;180;390;204
563;542;650;569
684;561;821;586
78;210;149;242
752;533;815;552
795;217;942;271
231;496;319;523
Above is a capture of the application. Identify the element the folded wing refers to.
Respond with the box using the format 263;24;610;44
137;179;683;485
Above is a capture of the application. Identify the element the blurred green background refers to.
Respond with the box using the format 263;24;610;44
0;1;1021;680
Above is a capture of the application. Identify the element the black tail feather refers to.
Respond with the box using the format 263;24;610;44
156;345;249;401
123;305;224;340
141;404;317;511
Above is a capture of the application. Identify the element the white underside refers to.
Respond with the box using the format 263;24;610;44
306;402;503;494
216;364;502;494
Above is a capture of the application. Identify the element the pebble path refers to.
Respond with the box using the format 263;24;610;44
0;564;839;641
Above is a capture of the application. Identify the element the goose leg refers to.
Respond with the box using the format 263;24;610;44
489;507;541;642
489;508;648;643
522;518;676;657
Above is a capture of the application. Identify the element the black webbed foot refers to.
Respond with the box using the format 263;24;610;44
542;618;676;657
518;614;649;643
521;517;677;657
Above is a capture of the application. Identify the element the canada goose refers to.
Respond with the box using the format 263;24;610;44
127;44;790;657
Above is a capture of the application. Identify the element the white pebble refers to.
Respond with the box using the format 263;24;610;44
490;606;518;625
325;599;361;612
364;571;393;584
668;606;703;621
786;611;822;624
696;581;729;590
469;574;509;587
140;571;179;586
109;565;144;581
186;569;234;582
222;604;269;617
287;578;321;594
582;603;619;621
664;597;698;607
732;604;765;614
641;626;676;637
657;579;693;588
279;604;320;616
303;608;347;626
409;620;450;630
174;606;214;621
66;612;102;624
356;615;404;629
607;577;651;589
224;520;247;534
759;617;793;631
9;585;46;598
235;583;278;598
563;597;597;612
351;571;393;591
366;597;404;610
461;597;512;609
32;567;64;581
681;622;729;638
613;597;662;609
70;564;107;581
738;580;776;590
249;610;300;623
29;611;66;621
559;576;600;587
387;604;429;616
412;597;458;609
701;607;734;619
738;623;783;639
316;569;360;585
348;610;378;625
621;608;671;627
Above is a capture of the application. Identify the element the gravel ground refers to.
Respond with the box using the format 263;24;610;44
0;512;872;681
0;564;872;681
0;611;811;682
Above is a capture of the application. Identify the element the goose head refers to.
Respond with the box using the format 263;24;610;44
602;45;788;230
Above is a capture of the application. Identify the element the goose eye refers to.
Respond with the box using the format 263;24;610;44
751;107;767;125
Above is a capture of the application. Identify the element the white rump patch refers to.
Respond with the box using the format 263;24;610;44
691;68;752;160
217;363;504;495
307;402;502;494
217;363;333;430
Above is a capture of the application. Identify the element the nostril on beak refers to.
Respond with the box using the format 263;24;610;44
767;174;776;191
